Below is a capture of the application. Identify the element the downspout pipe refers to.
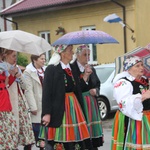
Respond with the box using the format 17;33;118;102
3;17;18;30
111;0;127;53
2;0;7;31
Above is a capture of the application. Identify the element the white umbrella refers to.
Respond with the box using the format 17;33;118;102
0;30;52;55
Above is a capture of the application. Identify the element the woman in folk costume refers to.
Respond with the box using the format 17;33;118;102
71;45;103;150
39;45;91;150
3;50;35;149
111;56;150;150
24;54;46;150
0;48;18;150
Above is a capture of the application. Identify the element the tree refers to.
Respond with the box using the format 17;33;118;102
17;53;28;67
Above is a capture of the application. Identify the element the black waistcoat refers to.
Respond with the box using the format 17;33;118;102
124;77;150;110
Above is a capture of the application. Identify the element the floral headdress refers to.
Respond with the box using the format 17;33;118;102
54;45;68;53
70;44;89;64
123;55;142;71
75;44;90;54
48;45;68;66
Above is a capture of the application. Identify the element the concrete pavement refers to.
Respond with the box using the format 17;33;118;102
19;113;115;150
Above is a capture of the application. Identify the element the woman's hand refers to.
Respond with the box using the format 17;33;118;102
31;110;37;115
83;64;92;82
42;114;51;126
9;65;21;77
90;88;97;96
14;71;21;78
142;90;150;101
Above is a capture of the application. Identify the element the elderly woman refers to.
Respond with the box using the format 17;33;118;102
39;45;91;150
111;56;150;150
71;44;103;150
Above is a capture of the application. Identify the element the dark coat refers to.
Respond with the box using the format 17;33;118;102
42;63;83;127
71;61;100;96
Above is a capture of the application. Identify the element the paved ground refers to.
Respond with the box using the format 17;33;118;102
19;113;115;150
99;114;114;150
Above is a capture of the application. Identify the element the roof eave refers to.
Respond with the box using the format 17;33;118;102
0;0;110;18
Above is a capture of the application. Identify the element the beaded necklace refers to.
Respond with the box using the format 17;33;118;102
36;68;44;74
64;68;75;86
36;67;44;85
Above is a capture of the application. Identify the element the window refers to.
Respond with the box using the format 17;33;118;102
39;31;51;62
82;26;97;64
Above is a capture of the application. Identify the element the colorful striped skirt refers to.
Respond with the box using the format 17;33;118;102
111;110;150;150
0;111;18;150
82;91;103;147
39;92;90;149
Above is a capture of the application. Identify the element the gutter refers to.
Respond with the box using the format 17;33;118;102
2;0;7;31
111;0;127;53
4;17;18;30
1;0;18;31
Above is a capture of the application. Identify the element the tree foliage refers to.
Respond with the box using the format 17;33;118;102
17;53;28;67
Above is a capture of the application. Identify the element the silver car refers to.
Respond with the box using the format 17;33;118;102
94;63;118;120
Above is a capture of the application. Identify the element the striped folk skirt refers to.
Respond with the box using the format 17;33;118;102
0;111;18;150
82;91;103;147
111;110;150;150
39;92;90;150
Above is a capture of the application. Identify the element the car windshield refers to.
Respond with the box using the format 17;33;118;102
95;67;114;83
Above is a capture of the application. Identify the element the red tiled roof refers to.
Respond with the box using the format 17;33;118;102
1;0;88;15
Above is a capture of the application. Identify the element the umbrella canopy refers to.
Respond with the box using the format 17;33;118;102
52;30;119;46
0;30;52;55
115;45;150;77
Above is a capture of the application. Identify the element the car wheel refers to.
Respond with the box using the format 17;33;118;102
97;97;109;120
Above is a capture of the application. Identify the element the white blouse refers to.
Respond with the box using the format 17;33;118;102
113;71;143;121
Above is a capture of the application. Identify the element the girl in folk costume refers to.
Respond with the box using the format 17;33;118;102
71;45;103;150
0;48;18;150
3;50;35;149
24;54;46;149
39;45;91;150
111;56;150;150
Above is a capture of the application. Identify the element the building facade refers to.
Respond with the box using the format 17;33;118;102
1;0;150;64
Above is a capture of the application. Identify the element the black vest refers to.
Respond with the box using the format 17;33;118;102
124;77;150;110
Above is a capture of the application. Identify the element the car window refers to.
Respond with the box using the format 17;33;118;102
95;67;114;83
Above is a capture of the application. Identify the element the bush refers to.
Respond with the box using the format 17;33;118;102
17;53;28;67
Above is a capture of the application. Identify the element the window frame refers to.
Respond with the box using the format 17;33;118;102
39;31;51;62
82;26;97;65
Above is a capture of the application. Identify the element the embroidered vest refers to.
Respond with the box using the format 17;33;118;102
124;77;150;110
